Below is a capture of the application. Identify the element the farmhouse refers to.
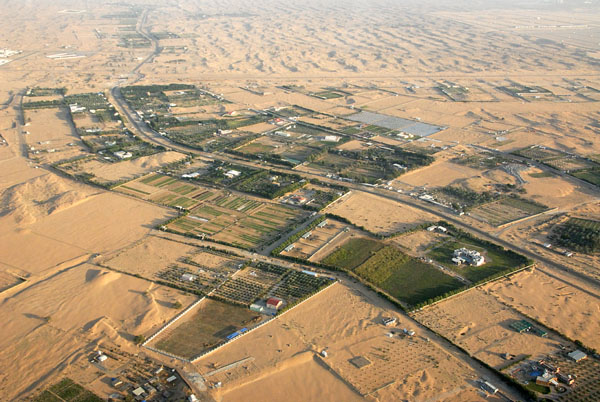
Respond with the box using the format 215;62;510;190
317;220;328;228
288;194;308;205
536;373;558;387
181;273;196;282
225;170;241;179
266;297;283;310
568;350;587;362
427;225;448;233
452;248;485;266
113;150;133;160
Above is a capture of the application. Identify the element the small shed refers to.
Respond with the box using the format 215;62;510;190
266;297;283;310
568;350;587;362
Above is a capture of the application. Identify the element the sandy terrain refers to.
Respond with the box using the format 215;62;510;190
414;289;565;369
195;282;494;402
325;191;438;235
0;174;172;277
70;151;187;182
396;159;483;188
0;0;599;399
484;269;600;351
521;167;598;209
0;264;195;399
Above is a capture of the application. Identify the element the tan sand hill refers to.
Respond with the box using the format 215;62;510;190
0;264;195;399
0;174;91;225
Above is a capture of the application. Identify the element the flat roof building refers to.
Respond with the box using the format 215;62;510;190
568;350;587;362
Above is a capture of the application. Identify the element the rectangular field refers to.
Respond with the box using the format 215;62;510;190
427;238;529;283
471;196;549;226
321;238;464;306
353;245;464;306
154;299;263;358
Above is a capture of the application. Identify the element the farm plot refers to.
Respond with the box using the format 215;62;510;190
213;263;331;307
156;264;229;296
353;245;465;306
471;196;549;226
33;378;102;402
153;299;263;359
427;236;529;283
281;219;351;260
321;238;464;306
211;265;287;306
168;194;308;250
309;146;433;184
514;146;600;186
550;217;600;254
115;173;212;209
280;184;345;211
235;129;342;166
268;270;332;303
326;333;455;396
321;237;384;270
233;170;305;199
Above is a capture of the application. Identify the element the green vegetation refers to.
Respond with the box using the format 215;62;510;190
133;334;146;345
428;235;530;283
34;378;102;402
551;218;600;253
525;382;551;395
233;170;305;199
438;186;494;211
322;237;384;270
311;147;433;184
355;246;465;306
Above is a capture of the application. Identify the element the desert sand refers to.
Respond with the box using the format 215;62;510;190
0;0;599;400
485;269;600;351
325;191;438;235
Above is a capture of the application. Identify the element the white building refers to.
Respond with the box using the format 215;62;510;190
224;170;241;179
452;248;485;266
113;151;132;159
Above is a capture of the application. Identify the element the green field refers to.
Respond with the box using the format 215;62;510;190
34;378;102;402
321;237;384;270
354;246;464;306
551;217;600;254
428;238;528;283
155;299;261;358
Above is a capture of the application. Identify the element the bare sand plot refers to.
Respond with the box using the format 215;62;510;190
0;264;194;400
325;191;438;235
280;219;351;261
414;289;563;369
60;151;187;184
484;269;600;351
395;159;483;188
220;353;363;402
0;174;172;276
521;168;597;209
23;107;87;164
194;282;488;401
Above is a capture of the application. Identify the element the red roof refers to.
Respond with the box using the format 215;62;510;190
266;297;282;308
